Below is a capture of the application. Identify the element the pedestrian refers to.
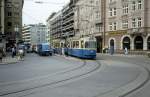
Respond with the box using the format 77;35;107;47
0;48;3;62
110;46;114;55
18;48;24;60
11;46;15;58
124;47;128;55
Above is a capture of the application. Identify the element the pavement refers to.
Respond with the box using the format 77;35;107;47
98;53;148;58
0;53;149;97
0;56;20;65
56;54;150;97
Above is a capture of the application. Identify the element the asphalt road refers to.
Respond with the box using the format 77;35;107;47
97;54;150;97
0;53;149;97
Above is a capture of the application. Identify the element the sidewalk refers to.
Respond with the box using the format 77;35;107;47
0;56;19;65
98;53;147;58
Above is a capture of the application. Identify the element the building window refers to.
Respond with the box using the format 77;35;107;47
7;22;12;27
132;1;136;11
14;12;19;16
123;4;128;14
8;12;12;16
114;8;117;16
90;0;94;4
109;8;113;16
109;22;113;31
132;18;136;28
138;0;142;9
122;20;128;29
114;22;117;30
138;17;142;27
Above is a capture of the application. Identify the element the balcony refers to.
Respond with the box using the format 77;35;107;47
63;16;74;25
62;24;73;31
63;9;74;19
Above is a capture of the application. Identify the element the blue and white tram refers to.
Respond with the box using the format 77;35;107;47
67;37;97;59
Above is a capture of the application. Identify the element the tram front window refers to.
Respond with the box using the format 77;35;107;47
85;41;96;48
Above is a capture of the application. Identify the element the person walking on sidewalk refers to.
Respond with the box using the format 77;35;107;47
18;48;24;60
0;48;3;62
124;47;128;55
11;46;15;58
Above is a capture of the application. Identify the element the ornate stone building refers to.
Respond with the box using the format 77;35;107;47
0;0;5;49
74;0;104;52
5;0;24;49
105;0;150;54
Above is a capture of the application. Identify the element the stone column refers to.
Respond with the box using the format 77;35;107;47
143;37;147;50
131;38;134;50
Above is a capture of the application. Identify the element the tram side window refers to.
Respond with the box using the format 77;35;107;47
85;42;89;48
73;41;76;48
71;42;73;48
76;41;79;48
81;41;84;48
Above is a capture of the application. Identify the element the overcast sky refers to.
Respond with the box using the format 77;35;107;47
23;0;70;25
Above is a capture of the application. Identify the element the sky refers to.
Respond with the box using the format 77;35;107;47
23;0;70;25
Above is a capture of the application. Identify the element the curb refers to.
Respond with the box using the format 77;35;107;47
96;61;149;97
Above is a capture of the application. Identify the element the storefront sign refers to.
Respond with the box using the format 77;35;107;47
108;31;127;36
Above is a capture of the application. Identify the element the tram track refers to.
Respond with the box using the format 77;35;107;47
95;59;150;97
0;60;101;97
0;59;86;87
120;60;150;97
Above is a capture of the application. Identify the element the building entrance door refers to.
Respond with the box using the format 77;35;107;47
123;37;130;50
134;36;143;50
110;39;114;54
96;36;102;53
147;37;150;50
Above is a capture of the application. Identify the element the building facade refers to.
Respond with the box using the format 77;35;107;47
5;0;24;48
22;25;31;45
61;0;79;47
47;0;105;53
105;0;150;54
0;0;5;49
22;24;48;46
74;0;103;52
47;11;62;48
47;0;79;48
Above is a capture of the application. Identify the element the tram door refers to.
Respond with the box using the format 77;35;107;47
96;36;102;53
110;39;114;54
